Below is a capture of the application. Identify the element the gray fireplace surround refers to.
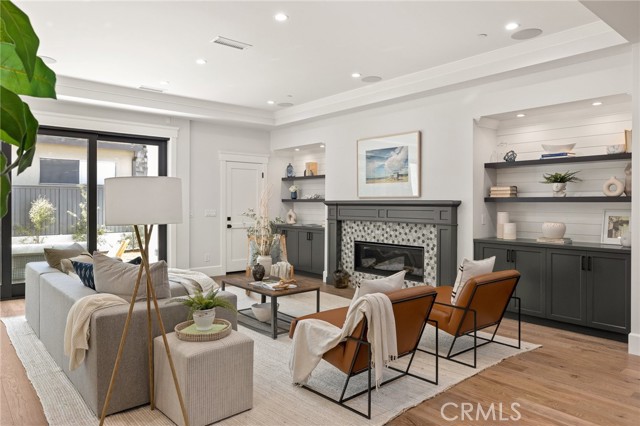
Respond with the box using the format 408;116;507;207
325;200;461;287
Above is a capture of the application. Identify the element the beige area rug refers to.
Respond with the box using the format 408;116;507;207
3;288;539;426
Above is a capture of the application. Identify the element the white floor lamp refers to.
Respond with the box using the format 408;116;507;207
100;176;189;426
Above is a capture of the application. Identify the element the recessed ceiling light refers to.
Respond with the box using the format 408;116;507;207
195;58;207;65
160;80;170;85
505;22;520;31
274;13;288;22
351;72;361;78
592;101;603;106
516;113;526;118
511;28;543;40
294;148;300;151
41;56;57;64
361;75;382;83
477;33;488;38
267;100;275;105
320;144;325;148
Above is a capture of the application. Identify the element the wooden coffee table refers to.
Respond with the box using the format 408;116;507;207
221;276;321;339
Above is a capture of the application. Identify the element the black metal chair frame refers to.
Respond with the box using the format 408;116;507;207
300;294;439;419
428;277;521;369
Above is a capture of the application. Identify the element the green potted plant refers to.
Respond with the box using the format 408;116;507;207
541;171;581;197
171;289;236;331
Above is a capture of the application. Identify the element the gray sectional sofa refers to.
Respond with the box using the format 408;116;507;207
25;261;237;416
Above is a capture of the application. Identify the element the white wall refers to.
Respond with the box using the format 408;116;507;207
188;121;270;274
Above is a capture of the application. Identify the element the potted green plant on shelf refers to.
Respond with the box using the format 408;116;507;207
171;289;236;331
541;171;581;197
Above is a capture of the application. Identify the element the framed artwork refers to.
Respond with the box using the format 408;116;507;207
602;210;630;244
357;131;421;198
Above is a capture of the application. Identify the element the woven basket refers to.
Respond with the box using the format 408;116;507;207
175;319;231;342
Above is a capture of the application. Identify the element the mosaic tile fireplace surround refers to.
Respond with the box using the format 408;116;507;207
325;200;461;287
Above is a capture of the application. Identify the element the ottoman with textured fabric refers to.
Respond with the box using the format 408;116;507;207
154;331;254;426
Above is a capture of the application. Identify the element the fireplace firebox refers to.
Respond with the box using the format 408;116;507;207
354;241;425;282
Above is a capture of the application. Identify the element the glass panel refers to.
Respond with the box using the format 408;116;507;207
11;135;89;284
97;142;159;262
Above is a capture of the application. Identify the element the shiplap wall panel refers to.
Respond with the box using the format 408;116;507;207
491;105;631;243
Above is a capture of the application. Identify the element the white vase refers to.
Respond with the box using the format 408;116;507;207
542;222;566;239
620;230;632;247
192;308;216;331
497;212;509;239
602;176;624;197
256;255;272;275
552;182;567;197
503;223;517;240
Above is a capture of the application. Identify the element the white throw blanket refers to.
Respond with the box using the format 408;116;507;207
168;268;218;295
64;294;127;371
289;293;397;387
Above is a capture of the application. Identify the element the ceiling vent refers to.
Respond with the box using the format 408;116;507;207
211;36;252;50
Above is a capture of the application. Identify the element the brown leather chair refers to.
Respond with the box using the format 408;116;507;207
289;285;438;419
429;270;521;368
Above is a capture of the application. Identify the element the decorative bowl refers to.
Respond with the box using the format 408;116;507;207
606;144;626;154
251;302;279;322
541;143;575;153
542;222;567;239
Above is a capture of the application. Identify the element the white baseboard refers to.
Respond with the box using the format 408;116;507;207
629;332;640;356
190;265;224;277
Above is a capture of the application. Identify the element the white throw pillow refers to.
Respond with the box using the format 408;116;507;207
451;257;495;305
93;252;171;300
351;270;406;306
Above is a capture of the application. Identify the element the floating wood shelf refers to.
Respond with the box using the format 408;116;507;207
484;196;631;203
484;153;631;169
281;198;326;203
281;175;326;181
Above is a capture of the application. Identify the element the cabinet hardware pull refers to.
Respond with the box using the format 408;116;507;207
506;250;511;263
580;255;585;270
587;256;592;271
227;216;231;221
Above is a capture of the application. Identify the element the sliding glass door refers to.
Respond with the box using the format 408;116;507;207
0;127;167;299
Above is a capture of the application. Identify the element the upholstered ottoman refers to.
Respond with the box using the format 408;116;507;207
154;331;254;426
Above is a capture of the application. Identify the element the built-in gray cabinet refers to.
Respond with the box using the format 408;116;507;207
277;225;324;276
474;238;630;334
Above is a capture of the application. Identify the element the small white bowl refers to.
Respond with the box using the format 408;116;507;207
606;144;626;154
541;143;575;153
251;302;279;322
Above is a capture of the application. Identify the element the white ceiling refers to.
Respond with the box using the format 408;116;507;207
20;0;606;114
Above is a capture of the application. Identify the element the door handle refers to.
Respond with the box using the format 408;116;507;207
227;216;231;221
226;224;232;229
580;255;586;271
506;250;511;263
587;256;592;271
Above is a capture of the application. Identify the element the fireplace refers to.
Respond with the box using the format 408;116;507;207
354;241;424;281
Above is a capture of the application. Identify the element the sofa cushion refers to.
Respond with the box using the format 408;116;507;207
93;253;170;300
451;257;495;305
44;243;86;271
61;253;94;276
72;261;96;290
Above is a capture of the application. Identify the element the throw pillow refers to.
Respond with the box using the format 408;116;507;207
71;261;96;290
351;270;406;306
93;252;170;300
451;257;496;305
127;256;143;265
43;243;85;271
60;252;93;276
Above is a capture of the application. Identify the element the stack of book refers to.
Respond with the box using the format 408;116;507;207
489;186;517;198
540;152;576;159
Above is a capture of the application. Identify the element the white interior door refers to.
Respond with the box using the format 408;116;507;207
225;161;264;272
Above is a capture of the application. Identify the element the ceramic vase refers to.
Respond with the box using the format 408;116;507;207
291;191;297;200
542;222;566;239
286;163;294;177
286;208;297;224
602;176;624;197
252;263;266;281
497;212;509;238
503;223;517;240
620;230;632;247
192;308;216;331
552;183;567;197
256;255;272;275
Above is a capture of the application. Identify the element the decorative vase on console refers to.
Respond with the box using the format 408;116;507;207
255;256;272;276
542;222;566;239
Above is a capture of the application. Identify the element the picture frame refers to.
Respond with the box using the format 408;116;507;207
601;210;630;244
357;131;421;198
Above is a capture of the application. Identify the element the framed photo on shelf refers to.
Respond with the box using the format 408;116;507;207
601;210;630;244
357;131;421;198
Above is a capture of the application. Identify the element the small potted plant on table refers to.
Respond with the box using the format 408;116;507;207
541;171;581;197
171;289;236;331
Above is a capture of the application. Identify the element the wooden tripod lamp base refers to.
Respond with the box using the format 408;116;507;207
100;177;188;426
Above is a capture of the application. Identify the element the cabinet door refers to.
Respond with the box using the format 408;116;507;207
297;231;313;272
586;252;630;333
475;243;511;271
283;229;299;267
546;249;587;325
310;231;325;275
513;247;546;318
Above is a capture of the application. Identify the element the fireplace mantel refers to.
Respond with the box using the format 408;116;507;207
325;200;461;286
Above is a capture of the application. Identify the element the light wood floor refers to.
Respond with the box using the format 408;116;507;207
1;276;639;426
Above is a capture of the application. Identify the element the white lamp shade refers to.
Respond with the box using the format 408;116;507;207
105;177;183;225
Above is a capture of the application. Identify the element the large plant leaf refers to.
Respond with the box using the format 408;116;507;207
0;152;10;218
0;0;39;80
0;85;27;147
17;103;37;173
0;45;56;98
